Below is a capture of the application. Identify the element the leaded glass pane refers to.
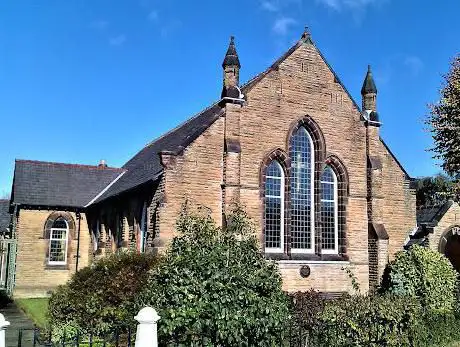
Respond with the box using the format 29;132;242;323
49;228;67;263
264;161;283;250
321;166;337;251
52;218;67;229
290;127;313;251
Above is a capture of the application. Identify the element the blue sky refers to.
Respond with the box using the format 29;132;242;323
0;0;459;196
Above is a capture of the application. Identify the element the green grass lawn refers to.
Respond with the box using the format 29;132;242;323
15;298;49;328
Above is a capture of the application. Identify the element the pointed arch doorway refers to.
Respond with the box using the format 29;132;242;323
439;226;460;272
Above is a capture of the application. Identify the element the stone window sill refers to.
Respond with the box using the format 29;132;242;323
265;253;349;262
44;264;70;271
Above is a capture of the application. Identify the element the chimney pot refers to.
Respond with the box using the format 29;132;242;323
98;159;107;168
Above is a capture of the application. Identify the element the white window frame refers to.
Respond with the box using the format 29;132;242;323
291;127;315;254
265;161;285;254
48;220;69;265
93;219;100;252
140;202;147;253
320;167;339;255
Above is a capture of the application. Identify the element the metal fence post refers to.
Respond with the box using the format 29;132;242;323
134;307;160;347
0;313;10;347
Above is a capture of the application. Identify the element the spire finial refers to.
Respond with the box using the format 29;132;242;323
361;64;377;95
301;26;310;38
301;26;313;44
222;35;240;68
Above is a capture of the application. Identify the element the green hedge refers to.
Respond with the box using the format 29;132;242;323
48;251;158;338
317;294;421;347
288;289;460;347
381;244;458;314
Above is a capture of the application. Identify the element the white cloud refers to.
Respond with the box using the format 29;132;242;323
90;20;109;30
148;10;159;21
160;20;182;38
316;0;386;11
260;0;279;12
272;17;297;35
404;56;424;76
109;34;126;46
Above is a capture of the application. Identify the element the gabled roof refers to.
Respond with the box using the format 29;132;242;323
14;32;410;208
416;200;455;227
12;160;125;208
380;139;412;180
92;32;413;203
91;104;225;203
241;32;362;112
403;201;457;249
0;200;10;232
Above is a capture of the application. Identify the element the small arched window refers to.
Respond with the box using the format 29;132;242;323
49;218;69;265
290;127;315;253
321;166;338;254
264;161;284;253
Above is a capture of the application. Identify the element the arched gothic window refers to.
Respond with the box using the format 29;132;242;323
290;127;315;253
321;166;338;254
264;161;285;253
49;218;69;265
262;119;348;259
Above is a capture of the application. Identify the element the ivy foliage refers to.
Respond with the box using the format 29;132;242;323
380;245;458;314
138;206;290;346
48;251;158;338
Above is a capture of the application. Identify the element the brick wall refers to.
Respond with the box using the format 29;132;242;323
379;143;417;260
428;202;460;251
14;209;91;298
153;40;415;293
157;117;225;246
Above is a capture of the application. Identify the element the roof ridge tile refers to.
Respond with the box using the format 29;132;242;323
15;159;125;171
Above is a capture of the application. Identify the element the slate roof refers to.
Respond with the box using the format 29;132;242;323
12;160;125;208
92;104;225;203
0;200;10;232
405;200;455;249
416;200;454;226
11;32;413;208
92;32;412;204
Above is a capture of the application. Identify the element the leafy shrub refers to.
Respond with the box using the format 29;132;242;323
138;206;290;347
415;312;460;347
317;294;421;347
48;251;158;337
288;290;326;333
287;290;327;347
381;244;458;314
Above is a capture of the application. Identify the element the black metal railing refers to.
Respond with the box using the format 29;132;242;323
14;327;136;347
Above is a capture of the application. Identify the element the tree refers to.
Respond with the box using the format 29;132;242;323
427;55;460;179
415;174;457;206
138;205;290;346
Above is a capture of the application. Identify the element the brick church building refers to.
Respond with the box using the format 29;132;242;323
3;30;416;297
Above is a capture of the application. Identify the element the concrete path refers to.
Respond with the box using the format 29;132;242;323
1;303;35;347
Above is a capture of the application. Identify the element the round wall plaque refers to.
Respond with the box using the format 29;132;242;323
299;265;311;278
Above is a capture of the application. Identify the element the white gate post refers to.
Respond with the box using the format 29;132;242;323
0;313;10;347
134;307;160;347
